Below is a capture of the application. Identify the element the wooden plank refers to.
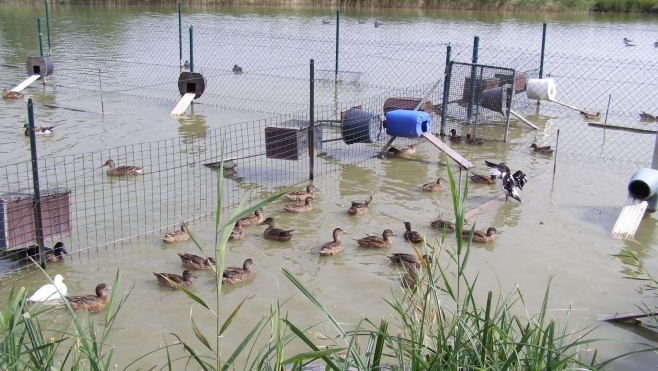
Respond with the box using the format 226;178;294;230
510;109;539;130
549;99;589;115
11;75;40;92
600;309;658;323
42;103;104;115
170;93;196;116
421;132;475;169
589;122;656;135
611;201;647;239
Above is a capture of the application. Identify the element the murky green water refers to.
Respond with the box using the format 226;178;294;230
1;4;657;370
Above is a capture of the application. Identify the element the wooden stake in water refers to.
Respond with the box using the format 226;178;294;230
98;69;104;115
553;129;560;175
604;94;611;125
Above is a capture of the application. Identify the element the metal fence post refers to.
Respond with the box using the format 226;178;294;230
539;22;547;79
189;25;194;73
467;36;479;122
44;0;51;55
440;44;452;136
335;9;340;83
37;17;44;57
27;99;47;269
309;59;315;181
178;2;182;66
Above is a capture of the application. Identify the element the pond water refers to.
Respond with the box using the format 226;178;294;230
0;4;657;370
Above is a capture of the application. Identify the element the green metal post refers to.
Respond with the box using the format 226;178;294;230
27;99;47;269
37;17;43;57
539;22;547;79
335;9;340;82
189;26;194;73
440;44;452;136
44;0;51;55
466;36;479;122
178;3;182;66
309;59;315;181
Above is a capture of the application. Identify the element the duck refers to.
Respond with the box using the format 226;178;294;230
3;89;24;100
581;111;600;120
462;227;497;243
421;178;444;192
285;185;319;202
322;19;330;25
470;172;497;184
153;270;196;290
403;221;423;243
177;252;217;270
465;133;484;145
429;219;468;233
356;229;395;249
283;196;313;213
624;40;636;47
654;41;658;48
358;20;366;24
623;37;633;43
229;220;245;240
162;223;190;243
639;112;657;121
238;208;265;226
386;253;432;269
448;129;462;143
65;283;110;312
23;124;55;136
500;172;522;202
183;60;190;69
530;143;554;154
319;228;348;256
45;242;68;261
374;21;383;27
27;274;67;302
100;159;143;176
221;259;255;285
387;144;416;155
400;266;418;291
348;191;374;215
258;217;294;242
483;160;527;191
232;64;243;74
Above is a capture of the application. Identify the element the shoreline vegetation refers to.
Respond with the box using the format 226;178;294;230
0;0;657;14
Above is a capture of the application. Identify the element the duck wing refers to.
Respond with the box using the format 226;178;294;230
178;253;205;265
223;267;245;278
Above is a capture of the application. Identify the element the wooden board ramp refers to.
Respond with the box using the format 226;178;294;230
170;92;196;116
11;75;40;92
421;132;475;169
611;200;647;240
589;123;657;135
549;99;591;115
600;309;658;324
510;109;539;130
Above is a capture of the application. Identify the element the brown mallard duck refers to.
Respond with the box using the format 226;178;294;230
153;270;196;290
639;112;657;121
421;178;444;192
258;217;294;242
65;283;110;312
2;89;23;100
386;253;432;269
177;252;217;270
239;208;265;226
283;196;313;213
162;223;190;243
387;144;416;155
229;220;245;240
530;143;554;154
100;159;143;176
400;266;419;291
448;129;462;143
581;111;600;120
465;133;484;145
470;172;497;184
23;124;55;136
403;221;423;243
221;259;255;285
285;185;319;202
319;227;348;256
462;227;497;243
429;219;468;233
356;229;395;249
348;191;374;215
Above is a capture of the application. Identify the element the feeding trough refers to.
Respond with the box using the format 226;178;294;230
170;72;206;116
9;56;54;93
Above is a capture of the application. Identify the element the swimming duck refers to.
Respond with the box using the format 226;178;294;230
448;129;462;143
348;191;374;215
483;161;526;190
23;124;55;136
162;223;190;243
421;178;444;192
238;208;265;226
283;196;313;213
374;21;383;27
465;133;484;145
28;274;67;302
232;64;243;74
403;221;423;244
639;112;657;121
285;185;319;202
624;40;636;47
654;41;658;48
45;242;68;261
400;266;418;290
462;227;497;243
581;111;600;120
65;283;110;312
258;217;294;242
429;219;468;233
153;270;196;290
100;159;143;176
3;89;24;100
358;20;366;24
623;37;633;43
530;143;554;154
177;252;217;270
356;229;395;249
221;259;255;285
319;228;348;256
470;172;497;184
387;144;416;155
386;253;432;269
322;19;330;25
229;220;245;240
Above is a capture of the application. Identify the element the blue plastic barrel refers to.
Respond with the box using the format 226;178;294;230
384;110;432;138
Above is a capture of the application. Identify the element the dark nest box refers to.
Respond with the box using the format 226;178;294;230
479;86;513;114
26;56;54;78
0;188;72;251
462;77;499;103
265;119;322;160
341;107;382;145
177;72;206;99
495;72;526;93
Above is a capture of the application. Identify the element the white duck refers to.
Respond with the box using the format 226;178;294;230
27;274;68;302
